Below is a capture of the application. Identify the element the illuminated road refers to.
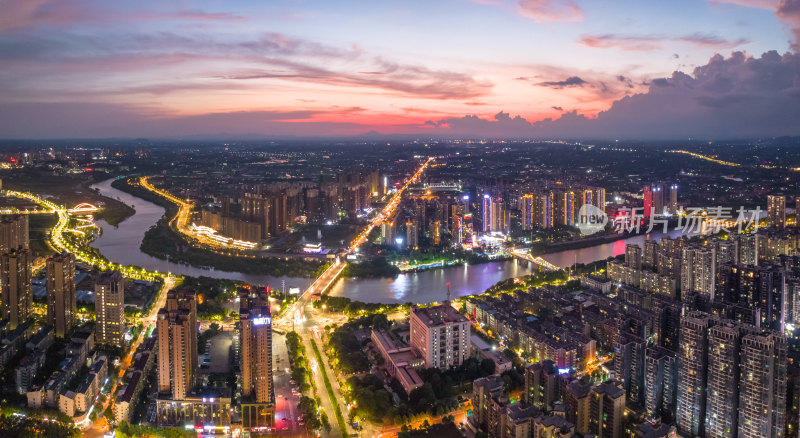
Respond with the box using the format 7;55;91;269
272;157;434;437
5;189;162;281
669;150;741;167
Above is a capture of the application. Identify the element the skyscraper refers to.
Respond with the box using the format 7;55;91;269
594;188;606;214
157;289;197;401
705;322;752;438
46;252;76;338
533;192;554;229
521;194;533;231
767;194;787;228
1;248;31;329
667;184;678;213
0;214;29;253
481;194;492;232
680;244;716;301
95;270;125;347
490;198;506;233
738;331;786;438
676;311;717;437
405;220;418;249
643;185;653;219
239;286;275;430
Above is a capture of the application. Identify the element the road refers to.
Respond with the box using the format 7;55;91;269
269;158;433;437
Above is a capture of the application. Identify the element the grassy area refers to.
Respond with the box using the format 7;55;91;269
309;337;348;436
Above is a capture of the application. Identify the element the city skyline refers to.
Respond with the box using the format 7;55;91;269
1;0;799;139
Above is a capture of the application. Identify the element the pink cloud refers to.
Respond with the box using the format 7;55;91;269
579;33;749;51
517;0;583;22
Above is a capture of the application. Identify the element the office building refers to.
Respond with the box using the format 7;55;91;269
239;286;275;430
1;248;31;329
95;270;125;347
46;253;76;338
157;289;197;401
409;302;470;369
768;194;787;228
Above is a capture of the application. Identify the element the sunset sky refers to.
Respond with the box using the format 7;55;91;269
1;0;799;139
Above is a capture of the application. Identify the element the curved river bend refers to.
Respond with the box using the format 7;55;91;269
90;179;683;304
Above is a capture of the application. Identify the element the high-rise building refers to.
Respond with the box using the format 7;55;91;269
680;245;716;301
554;191;575;226
46;253;76;338
676;311;717;437
705;322;752;438
239;286;275;430
644;346;678;423
667;184;678;213
643;185;653;219
157;289;197;401
643;240;659;269
524;360;560;410
767;194;787;228
581;189;593;210
533;192;554;229
594;188;606;214
738;331;786;438
95;270;125;348
0;214;29;253
589;380;625;438
405;220;418;249
409;302;470;369
716;264;786;330
564;379;592;435
614;332;646;406
1;248;31;329
625;244;642;269
490;199;506;233
521;194;533;231
481;194;492;232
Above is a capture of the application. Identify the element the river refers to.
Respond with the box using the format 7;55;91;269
90;179;313;290
90;178;690;304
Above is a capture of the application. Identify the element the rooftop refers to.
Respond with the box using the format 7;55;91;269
411;303;467;327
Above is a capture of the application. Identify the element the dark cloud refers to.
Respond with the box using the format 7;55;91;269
551;106;564;111
777;0;800;50
536;76;587;89
426;51;800;139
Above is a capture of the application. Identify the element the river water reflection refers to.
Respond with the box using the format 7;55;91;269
90;178;687;304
